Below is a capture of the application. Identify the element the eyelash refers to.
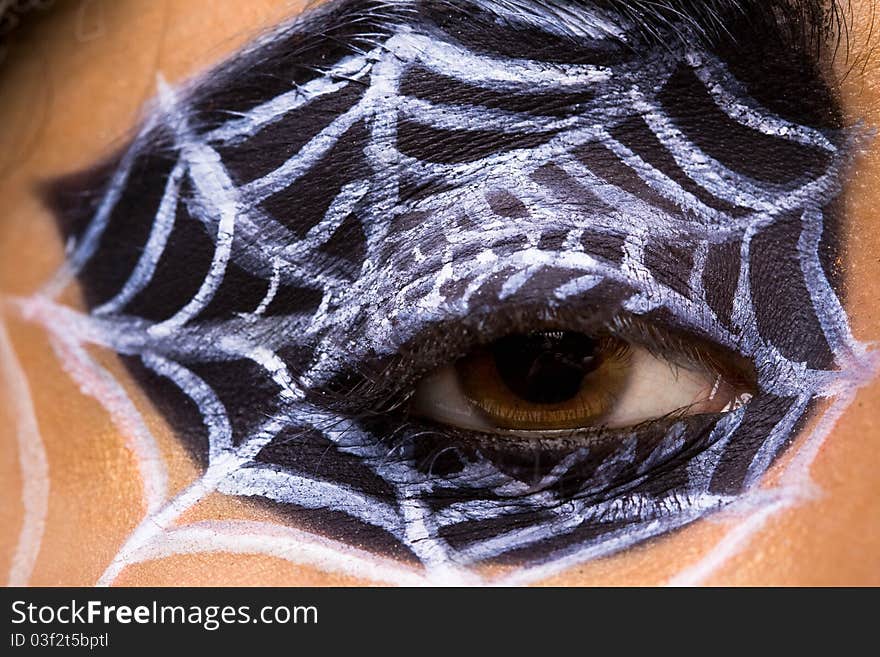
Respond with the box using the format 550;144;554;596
323;310;746;407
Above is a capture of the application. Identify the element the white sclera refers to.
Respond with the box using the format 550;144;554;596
410;345;750;435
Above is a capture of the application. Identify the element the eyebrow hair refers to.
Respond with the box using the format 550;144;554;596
170;0;845;142
409;0;844;126
420;0;842;51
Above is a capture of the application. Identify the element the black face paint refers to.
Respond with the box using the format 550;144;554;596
34;0;876;584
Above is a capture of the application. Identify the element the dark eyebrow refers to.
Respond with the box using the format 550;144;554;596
421;0;841;50
585;0;836;48
126;1;844;146
417;0;843;126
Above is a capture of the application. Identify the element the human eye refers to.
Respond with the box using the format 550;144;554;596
410;323;755;435
26;0;877;585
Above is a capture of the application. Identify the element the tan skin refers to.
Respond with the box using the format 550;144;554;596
0;0;878;586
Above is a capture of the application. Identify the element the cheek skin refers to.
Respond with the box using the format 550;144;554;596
0;0;878;586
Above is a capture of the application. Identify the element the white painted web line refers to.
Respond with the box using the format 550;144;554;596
667;394;856;587
491;499;725;586
93;161;186;316
125;520;429;586
686;51;839;152
0;316;49;586
148;77;240;338
205;53;375;144
38;116;160;301
218;465;404;534
48;334;168;516
96;416;286;586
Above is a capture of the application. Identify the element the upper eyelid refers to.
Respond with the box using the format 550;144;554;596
323;301;755;416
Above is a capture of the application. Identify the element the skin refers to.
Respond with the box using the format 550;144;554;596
0;0;878;586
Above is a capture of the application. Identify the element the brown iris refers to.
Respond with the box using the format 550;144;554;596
456;331;632;430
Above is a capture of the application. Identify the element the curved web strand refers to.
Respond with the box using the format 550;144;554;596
1;318;49;586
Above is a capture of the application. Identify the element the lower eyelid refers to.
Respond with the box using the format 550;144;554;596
363;409;733;503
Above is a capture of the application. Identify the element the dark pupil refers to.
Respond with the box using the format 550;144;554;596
491;332;601;404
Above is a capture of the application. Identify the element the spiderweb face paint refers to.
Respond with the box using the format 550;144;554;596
22;0;877;583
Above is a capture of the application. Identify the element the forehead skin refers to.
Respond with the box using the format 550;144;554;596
0;0;877;586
